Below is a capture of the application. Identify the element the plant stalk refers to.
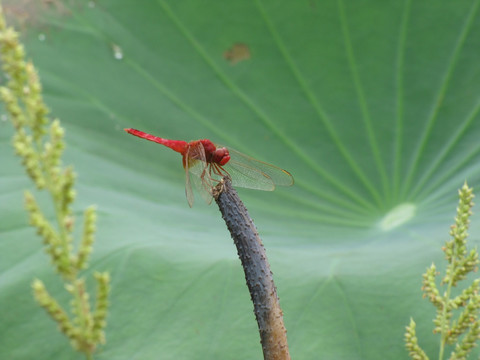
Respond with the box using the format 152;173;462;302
213;177;290;360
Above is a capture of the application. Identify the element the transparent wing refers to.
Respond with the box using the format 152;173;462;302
222;147;294;191
184;147;195;208
185;142;214;206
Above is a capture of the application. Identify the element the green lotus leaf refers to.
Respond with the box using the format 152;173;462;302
1;1;480;359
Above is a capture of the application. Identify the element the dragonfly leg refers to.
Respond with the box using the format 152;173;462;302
211;163;229;179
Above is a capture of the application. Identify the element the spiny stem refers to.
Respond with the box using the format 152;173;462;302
213;177;290;360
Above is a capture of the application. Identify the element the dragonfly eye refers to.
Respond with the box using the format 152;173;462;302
214;147;230;166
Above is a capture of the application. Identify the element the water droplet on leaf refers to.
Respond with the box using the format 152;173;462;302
111;44;123;60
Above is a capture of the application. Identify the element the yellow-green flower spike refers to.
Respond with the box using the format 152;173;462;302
25;61;49;140
0;5;109;358
421;264;442;308
405;318;429;360
59;166;76;215
451;322;480;359
76;206;97;271
0;28;27;97
0;86;26;128
25;191;73;277
92;272;110;344
406;183;480;360
443;183;476;287
43;120;65;178
32;279;75;339
14;130;45;188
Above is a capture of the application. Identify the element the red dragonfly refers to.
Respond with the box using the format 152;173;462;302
124;128;294;207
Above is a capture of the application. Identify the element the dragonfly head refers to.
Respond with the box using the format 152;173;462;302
213;147;230;166
201;140;230;166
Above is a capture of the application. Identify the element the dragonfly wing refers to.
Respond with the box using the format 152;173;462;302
186;142;214;205
184;148;195;207
222;147;294;191
190;165;214;205
222;160;275;191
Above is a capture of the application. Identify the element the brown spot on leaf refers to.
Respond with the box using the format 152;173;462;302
223;43;250;65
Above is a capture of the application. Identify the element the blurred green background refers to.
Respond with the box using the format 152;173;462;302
1;0;480;359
